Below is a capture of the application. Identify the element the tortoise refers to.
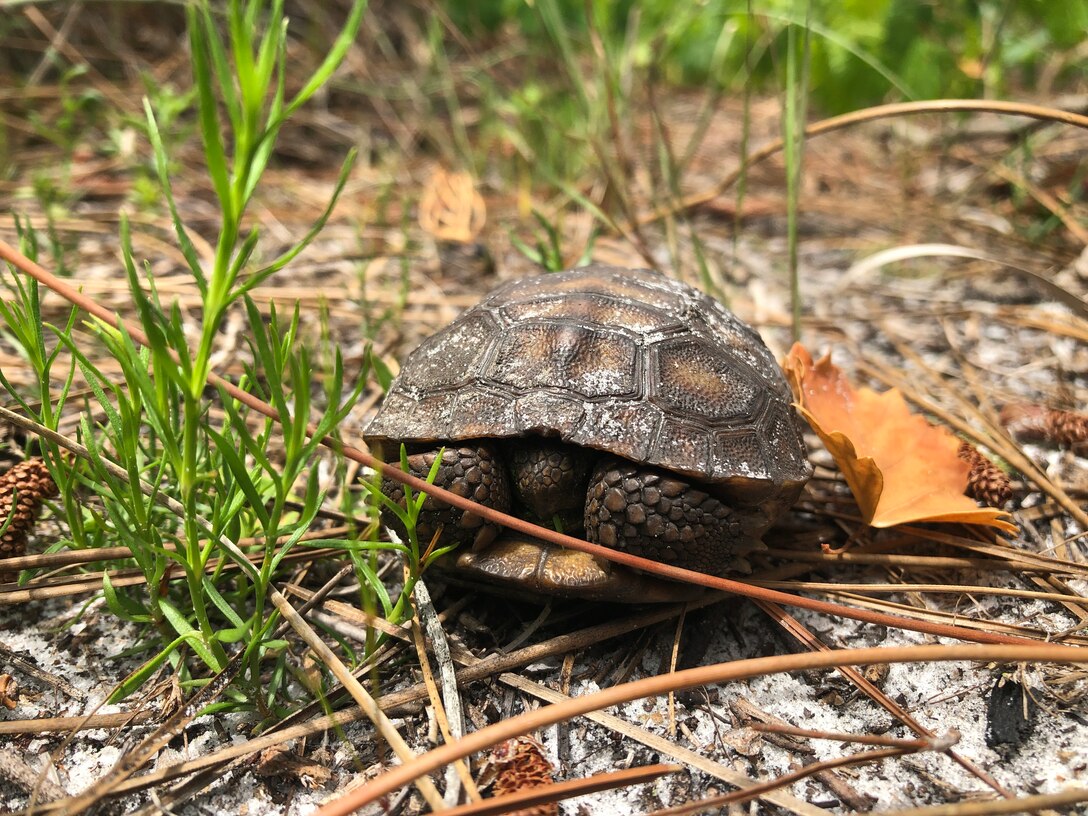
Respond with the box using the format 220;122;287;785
364;265;810;601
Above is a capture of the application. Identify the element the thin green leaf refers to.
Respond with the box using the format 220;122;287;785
189;5;233;218
159;598;223;670
108;634;194;703
284;0;368;118
352;554;394;617
200;2;240;122
203;576;248;630
207;425;272;529
142;100;206;290
102;573;153;623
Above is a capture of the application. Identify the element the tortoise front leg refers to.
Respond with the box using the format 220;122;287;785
379;443;511;550
584;458;767;575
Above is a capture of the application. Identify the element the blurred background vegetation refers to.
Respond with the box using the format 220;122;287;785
3;1;1085;195
450;0;1087;109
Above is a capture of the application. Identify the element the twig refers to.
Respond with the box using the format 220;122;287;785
748;722;958;750
886;788;1088;816
0;747;65;803
410;577;478;806
0;642;86;701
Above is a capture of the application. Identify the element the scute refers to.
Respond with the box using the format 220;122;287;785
500;293;682;335
365;265;810;487
651;337;765;423
485;322;639;397
398;309;497;393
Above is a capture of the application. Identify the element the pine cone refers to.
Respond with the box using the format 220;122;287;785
480;736;557;816
1001;404;1088;452
958;442;1012;508
1;458;59;581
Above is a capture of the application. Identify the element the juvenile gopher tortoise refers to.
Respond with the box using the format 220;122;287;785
364;265;810;600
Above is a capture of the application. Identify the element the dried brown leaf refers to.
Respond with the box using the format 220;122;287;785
418;168;487;242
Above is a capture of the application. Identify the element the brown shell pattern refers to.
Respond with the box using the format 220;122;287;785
365;266;810;488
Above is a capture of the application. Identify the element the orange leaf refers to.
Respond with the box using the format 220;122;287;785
418;168;486;243
783;344;1016;533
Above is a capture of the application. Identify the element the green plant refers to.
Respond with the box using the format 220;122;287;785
26;64;104;153
119;74;198;210
0;0;383;711
511;209;596;271
0;222;84;554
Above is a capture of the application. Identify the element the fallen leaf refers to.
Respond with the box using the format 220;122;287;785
418;168;486;243
782;344;1016;533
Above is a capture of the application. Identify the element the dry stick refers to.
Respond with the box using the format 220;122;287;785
408;577;478;806
313;645;1088;816
747;722;956;750
752;579;1088;607
408;614;464;806
0;748;66;804
439;763;681;816
0;241;1064;651
0;712;159;737
811;768;876;814
646;99;1088;225
266;591;447;811
0;642;86;702
762;548;1074;574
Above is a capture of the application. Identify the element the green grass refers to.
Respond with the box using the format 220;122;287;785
0;0;400;714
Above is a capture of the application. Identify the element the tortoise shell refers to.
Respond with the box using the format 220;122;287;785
366;265;810;496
